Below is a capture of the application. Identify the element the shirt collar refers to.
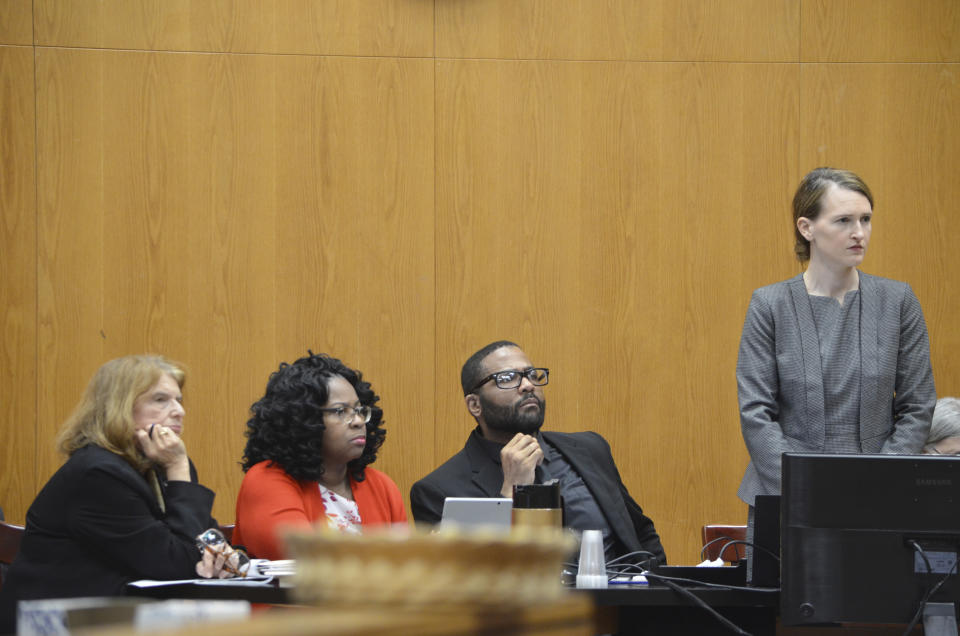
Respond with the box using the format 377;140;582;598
472;426;552;464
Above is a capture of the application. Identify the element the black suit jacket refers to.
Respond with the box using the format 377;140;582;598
0;445;216;633
410;428;666;564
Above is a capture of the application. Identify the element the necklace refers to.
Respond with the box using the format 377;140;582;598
320;474;353;500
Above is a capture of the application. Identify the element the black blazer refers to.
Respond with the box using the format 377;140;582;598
410;428;666;565
0;445;216;633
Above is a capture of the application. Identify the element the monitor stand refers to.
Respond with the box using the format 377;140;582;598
924;602;959;636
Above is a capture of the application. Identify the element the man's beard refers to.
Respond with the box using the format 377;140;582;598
480;393;546;435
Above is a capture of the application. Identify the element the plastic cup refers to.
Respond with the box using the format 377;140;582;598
576;529;608;589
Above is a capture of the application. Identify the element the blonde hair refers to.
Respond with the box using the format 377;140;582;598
56;355;186;473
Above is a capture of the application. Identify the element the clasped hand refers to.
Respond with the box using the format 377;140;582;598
499;433;543;497
196;543;248;579
135;424;190;482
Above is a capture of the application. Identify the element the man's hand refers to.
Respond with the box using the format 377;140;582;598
499;433;543;497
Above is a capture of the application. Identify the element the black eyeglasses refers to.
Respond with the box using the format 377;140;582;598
318;404;373;425
472;368;549;393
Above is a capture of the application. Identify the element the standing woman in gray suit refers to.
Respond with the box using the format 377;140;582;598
736;167;935;517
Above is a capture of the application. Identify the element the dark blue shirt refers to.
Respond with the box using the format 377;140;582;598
473;429;616;562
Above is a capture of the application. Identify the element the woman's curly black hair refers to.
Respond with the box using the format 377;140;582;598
241;351;386;482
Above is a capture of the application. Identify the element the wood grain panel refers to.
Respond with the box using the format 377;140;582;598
97;50;281;522
590;62;799;558
436;59;799;561
272;55;434;510
34;0;433;56
35;48;278;522
34;51;273;520
0;1;33;45
802;0;960;62
35;48;109;490
436;0;799;62
34;48;433;523
800;63;960;398
15;0;958;564
433;59;584;477
0;46;37;524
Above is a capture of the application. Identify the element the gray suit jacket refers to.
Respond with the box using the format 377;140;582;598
737;272;935;505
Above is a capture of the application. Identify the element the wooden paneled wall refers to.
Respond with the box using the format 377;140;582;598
2;0;958;563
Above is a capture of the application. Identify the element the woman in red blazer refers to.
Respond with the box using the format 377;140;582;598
233;352;407;560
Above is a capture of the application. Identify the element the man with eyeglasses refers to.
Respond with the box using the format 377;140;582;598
410;340;666;566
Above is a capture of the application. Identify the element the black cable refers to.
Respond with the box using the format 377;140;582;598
720;539;781;563
700;535;729;560
606;562;648;579
903;539;934;636
605;550;658;566
910;539;934;575
565;550;659;582
582;554;776;635
603;550;659;579
902;541;959;636
902;568;954;635
607;541;781;590
643;572;753;636
567;550;658;571
701;535;746;562
642;571;779;593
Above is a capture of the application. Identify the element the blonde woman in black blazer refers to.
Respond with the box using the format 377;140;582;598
736;168;935;508
0;355;223;633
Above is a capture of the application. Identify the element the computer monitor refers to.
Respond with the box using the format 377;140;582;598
781;452;960;626
750;494;780;587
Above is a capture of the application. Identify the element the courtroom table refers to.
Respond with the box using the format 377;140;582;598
78;602;597;636
130;579;779;635
587;584;779;636
128;580;928;635
94;593;597;636
128;578;291;605
588;586;925;636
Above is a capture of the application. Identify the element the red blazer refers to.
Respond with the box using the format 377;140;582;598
232;461;407;560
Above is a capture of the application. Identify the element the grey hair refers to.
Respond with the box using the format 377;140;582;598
924;397;960;452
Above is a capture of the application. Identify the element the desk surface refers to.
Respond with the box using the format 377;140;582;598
126;581;929;636
128;579;780;636
128;579;292;605
128;579;778;607
593;583;778;607
82;597;597;636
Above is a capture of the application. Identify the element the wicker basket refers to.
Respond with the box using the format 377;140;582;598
284;525;576;608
